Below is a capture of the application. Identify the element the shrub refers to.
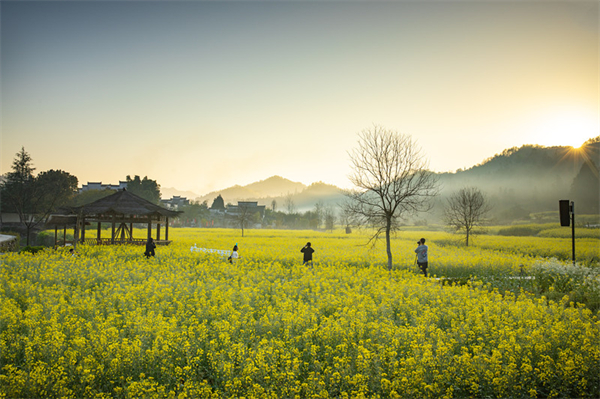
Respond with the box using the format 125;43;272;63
36;229;74;247
497;225;544;237
35;230;57;246
530;258;600;312
0;233;20;252
18;245;46;255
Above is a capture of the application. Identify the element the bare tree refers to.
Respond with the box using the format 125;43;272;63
324;205;336;232
232;203;258;237
344;126;439;270
284;193;296;215
338;200;358;234
443;186;491;246
313;200;325;229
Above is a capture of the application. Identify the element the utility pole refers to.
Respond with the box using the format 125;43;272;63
559;200;575;265
570;201;575;265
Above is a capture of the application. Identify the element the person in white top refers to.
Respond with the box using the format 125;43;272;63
228;243;239;263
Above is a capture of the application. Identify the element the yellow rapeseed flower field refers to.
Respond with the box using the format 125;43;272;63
1;228;599;398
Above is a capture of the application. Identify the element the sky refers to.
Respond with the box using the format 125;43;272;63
1;0;598;197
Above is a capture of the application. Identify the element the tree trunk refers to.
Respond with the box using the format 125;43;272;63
466;228;470;246
386;218;392;271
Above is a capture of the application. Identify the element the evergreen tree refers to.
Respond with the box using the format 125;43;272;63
1;148;78;244
126;175;161;204
210;195;225;210
570;159;599;214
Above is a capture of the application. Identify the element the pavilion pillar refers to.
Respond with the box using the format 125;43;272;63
157;222;161;241
63;225;67;246
81;216;86;243
111;215;116;244
97;222;101;244
130;223;133;242
165;217;169;241
74;215;79;250
54;226;58;248
147;216;152;239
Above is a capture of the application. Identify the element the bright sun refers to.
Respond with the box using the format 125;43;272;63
530;107;598;148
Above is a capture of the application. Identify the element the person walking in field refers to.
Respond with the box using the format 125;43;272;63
415;238;428;277
145;237;156;258
228;243;239;263
301;242;314;265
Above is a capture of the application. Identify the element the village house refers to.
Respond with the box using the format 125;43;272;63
79;181;128;192
161;196;190;210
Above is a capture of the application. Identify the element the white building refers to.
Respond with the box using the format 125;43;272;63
161;196;190;210
79;181;128;192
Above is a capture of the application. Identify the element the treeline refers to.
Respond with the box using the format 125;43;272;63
2;137;598;245
73;175;161;206
0;147;162;244
174;195;339;231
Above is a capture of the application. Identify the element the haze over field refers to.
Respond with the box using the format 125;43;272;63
165;140;599;220
1;1;598;195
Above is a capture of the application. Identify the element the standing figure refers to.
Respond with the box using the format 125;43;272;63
228;243;239;263
301;242;314;265
145;237;156;258
415;238;428;277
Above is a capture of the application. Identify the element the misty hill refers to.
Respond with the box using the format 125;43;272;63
434;138;599;221
243;176;307;198
288;182;345;212
177;138;598;222
438;145;579;195
196;176;308;206
161;187;200;200
196;179;344;213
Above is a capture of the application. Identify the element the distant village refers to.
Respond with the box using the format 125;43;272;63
79;181;266;228
2;138;598;248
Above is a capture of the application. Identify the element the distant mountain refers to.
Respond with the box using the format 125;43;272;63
434;137;599;219
166;138;599;221
443;139;598;188
194;178;344;212
161;187;200;200
196;176;308;206
288;182;345;212
243;176;307;198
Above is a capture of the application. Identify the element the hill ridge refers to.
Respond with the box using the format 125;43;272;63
167;138;599;216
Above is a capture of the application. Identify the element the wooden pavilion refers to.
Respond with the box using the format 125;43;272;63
47;189;181;248
45;214;84;247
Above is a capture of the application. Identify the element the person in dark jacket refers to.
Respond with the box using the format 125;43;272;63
301;242;314;265
145;237;156;258
414;238;428;277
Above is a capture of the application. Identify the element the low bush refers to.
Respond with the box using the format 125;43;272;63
0;233;19;252
497;225;545;237
18;245;46;255
538;227;600;239
530;258;600;313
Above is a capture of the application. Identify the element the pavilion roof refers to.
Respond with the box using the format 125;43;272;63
46;215;79;226
74;189;180;218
